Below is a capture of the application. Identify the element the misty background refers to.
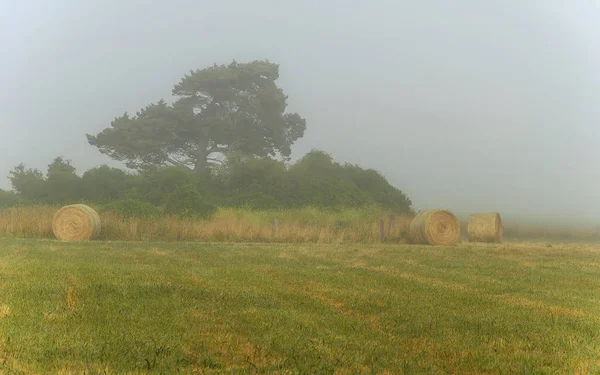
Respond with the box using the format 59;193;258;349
1;1;599;223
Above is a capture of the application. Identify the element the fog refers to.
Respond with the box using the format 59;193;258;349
2;1;599;222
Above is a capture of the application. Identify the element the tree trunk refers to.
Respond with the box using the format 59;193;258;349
193;138;210;180
193;150;211;182
194;153;207;171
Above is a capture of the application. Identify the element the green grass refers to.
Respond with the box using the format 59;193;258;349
0;240;599;374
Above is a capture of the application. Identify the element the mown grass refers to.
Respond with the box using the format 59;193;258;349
0;240;598;374
0;206;411;243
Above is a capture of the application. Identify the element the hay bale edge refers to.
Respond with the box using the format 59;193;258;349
467;212;503;243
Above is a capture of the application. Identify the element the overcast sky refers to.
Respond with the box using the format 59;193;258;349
1;1;599;222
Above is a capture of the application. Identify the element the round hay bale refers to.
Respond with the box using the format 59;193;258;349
467;212;503;243
410;209;461;246
52;204;101;241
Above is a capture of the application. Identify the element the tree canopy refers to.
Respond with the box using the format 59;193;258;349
87;60;307;172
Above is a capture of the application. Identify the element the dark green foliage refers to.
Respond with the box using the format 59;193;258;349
0;189;21;208
8;158;84;205
285;151;374;208
131;166;194;206
86;60;306;173
212;150;413;214
5;151;413;215
343;164;413;214
81;166;130;203
44;157;83;204
164;184;216;219
8;164;47;202
212;154;287;209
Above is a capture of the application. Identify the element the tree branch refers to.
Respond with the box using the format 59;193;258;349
206;145;228;154
164;158;178;166
165;156;192;170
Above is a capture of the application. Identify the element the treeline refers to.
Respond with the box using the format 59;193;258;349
0;151;413;218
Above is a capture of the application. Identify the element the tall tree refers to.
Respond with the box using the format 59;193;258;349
87;60;307;173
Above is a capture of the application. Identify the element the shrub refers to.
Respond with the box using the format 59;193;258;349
164;185;216;219
81;165;131;203
8;164;47;202
44;157;84;204
343;164;413;214
135;166;194;206
0;190;22;209
7;150;414;214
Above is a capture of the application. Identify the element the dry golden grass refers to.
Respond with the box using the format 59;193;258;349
0;206;55;238
3;206;599;244
64;286;78;310
0;305;10;320
0;206;413;244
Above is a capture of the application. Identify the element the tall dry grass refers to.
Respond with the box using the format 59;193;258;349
0;206;412;243
3;206;598;243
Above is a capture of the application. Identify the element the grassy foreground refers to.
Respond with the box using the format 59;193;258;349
0;240;599;374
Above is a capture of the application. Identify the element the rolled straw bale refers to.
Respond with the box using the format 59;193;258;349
52;204;101;241
410;209;461;246
467;212;503;243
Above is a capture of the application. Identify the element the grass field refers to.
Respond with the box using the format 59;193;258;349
0;240;599;374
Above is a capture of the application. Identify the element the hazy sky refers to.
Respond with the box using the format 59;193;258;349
1;1;599;221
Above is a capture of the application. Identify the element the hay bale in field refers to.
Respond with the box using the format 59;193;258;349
467;212;503;243
52;204;101;241
409;209;461;246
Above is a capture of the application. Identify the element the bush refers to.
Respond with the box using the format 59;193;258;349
44;157;84;204
0;190;22;209
8;164;47;203
285;151;377;209
164;185;216;219
81;166;131;203
134;166;194;206
102;199;162;218
343;164;413;214
7;150;414;214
